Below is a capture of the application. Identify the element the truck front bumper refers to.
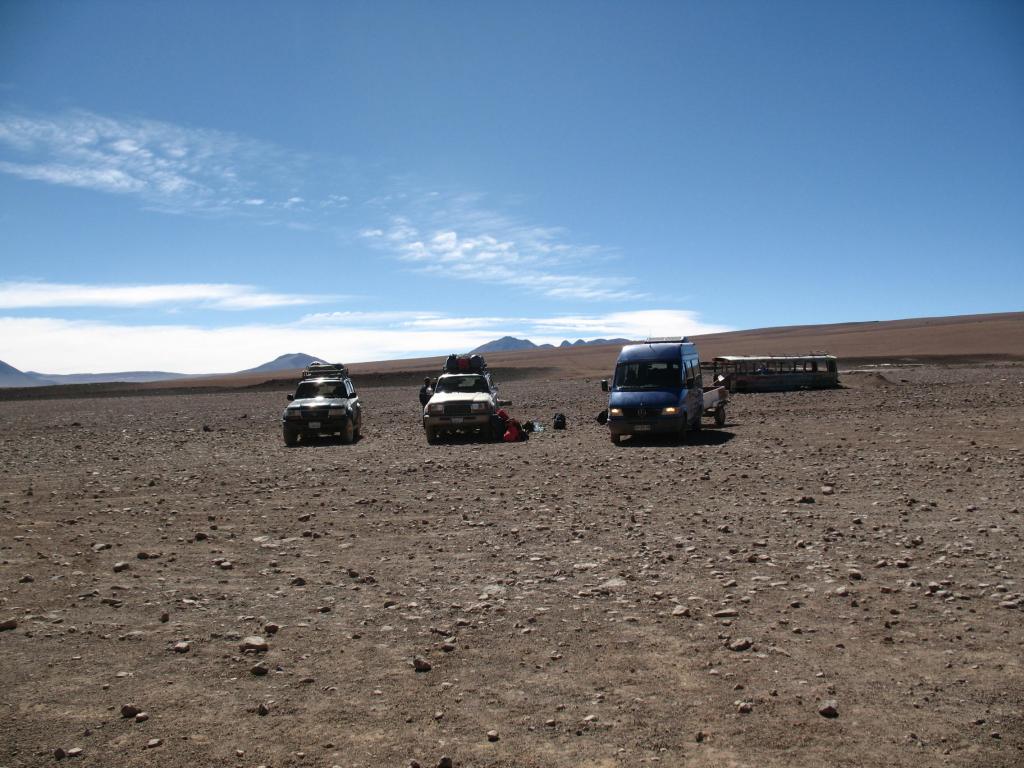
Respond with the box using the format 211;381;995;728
423;414;491;432
608;414;686;437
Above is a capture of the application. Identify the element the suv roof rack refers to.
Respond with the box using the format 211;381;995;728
643;336;691;344
301;361;349;379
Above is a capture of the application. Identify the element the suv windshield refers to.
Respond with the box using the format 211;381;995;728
434;375;490;393
613;361;681;390
295;381;347;399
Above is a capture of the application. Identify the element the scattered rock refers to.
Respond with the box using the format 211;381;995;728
818;700;839;718
112;562;129;573
145;738;162;748
728;637;753;652
0;618;17;631
413;656;432;672
486;729;500;742
240;636;269;653
120;704;141;719
172;641;191;653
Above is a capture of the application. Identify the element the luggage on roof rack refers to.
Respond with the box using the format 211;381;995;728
443;354;487;373
301;361;349;379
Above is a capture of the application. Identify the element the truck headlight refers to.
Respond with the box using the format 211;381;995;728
328;408;346;417
427;403;444;415
662;406;679;415
609;407;623;417
470;402;490;413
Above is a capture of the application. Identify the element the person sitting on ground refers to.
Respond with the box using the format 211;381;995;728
419;377;433;407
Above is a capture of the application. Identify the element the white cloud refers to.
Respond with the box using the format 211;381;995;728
0;309;731;374
0;281;338;310
0;111;302;215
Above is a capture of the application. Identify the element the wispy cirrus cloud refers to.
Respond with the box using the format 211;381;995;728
362;213;640;302
0;281;340;310
0;109;644;303
0;111;309;214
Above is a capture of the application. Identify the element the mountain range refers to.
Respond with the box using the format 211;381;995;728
0;352;326;389
471;336;631;353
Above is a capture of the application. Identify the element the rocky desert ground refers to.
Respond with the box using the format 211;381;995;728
1;362;1022;768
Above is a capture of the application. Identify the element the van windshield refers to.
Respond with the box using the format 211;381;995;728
613;360;681;390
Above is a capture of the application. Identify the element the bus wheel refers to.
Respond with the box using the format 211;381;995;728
715;405;726;427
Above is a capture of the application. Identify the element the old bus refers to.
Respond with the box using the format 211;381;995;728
704;354;839;393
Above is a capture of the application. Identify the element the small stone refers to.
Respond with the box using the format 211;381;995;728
0;618;17;631
135;712;149;722
821;485;835;495
735;700;753;713
120;704;141;719
145;738;162;748
671;605;690;617
712;608;738;618
172;641;190;653
413;656;432;672
219;561;234;570
264;622;280;634
19;574;33;583
53;747;67;760
728;638;753;652
848;569;863;580
113;562;129;573
240;636;269;653
290;576;307;586
251;662;270;676
437;757;453;768
486;729;500;742
696;730;706;743
159;612;169;623
257;702;270;716
818;699;839;718
67;748;83;757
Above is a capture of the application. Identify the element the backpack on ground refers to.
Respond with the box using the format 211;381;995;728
553;413;567;430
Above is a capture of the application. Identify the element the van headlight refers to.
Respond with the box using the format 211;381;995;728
609;407;623;417
662;406;679;415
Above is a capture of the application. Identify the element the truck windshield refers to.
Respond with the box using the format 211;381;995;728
295;382;346;398
613;361;681;390
434;375;489;393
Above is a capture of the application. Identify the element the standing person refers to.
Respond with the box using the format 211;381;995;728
419;377;433;407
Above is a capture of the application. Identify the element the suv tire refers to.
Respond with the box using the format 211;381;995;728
283;426;300;447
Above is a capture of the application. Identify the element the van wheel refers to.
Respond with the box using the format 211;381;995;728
282;426;299;447
340;418;355;445
691;414;702;432
714;405;726;427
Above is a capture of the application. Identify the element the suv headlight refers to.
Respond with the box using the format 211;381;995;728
427;403;444;415
609;407;623;416
470;402;490;413
328;408;346;417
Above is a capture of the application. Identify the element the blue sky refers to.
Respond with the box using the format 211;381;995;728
1;1;1021;373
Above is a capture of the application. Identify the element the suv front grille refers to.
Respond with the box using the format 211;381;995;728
444;402;473;417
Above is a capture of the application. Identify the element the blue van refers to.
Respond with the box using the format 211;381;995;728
601;338;726;445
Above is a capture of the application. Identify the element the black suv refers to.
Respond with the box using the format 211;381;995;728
281;363;363;446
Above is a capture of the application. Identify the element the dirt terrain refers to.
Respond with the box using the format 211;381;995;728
1;363;1022;767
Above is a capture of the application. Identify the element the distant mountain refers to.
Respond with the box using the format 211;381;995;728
240;352;325;374
472;337;631;354
29;370;190;385
471;337;539;353
0;360;52;388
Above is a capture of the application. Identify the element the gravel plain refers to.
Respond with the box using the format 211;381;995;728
1;363;1022;767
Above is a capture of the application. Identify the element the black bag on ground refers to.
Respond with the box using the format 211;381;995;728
553;413;567;430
